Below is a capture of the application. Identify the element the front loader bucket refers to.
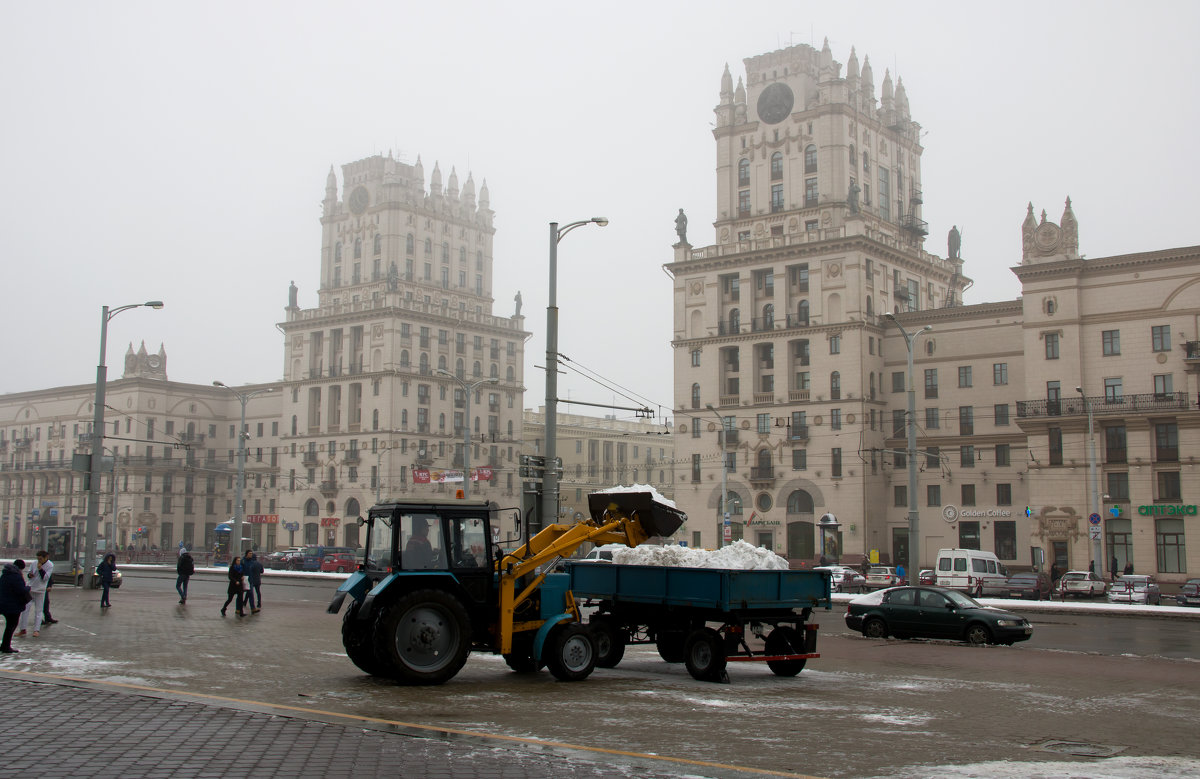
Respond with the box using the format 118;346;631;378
588;491;685;538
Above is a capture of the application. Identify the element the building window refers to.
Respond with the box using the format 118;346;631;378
1103;377;1123;403
994;404;1010;426
892;372;905;393
995;444;1010;467
804;144;817;173
1107;472;1130;501
957;366;972;388
959;406;973;435
1154;374;1173;397
738;190;750;217
831;409;842;430
1155;423;1179;462
1157;471;1182;501
831;448;842;478
1049;427;1063;466
994;522;1017;560
923;368;938;398
1045;332;1060;360
691;383;700;409
804;178;817;208
958;521;980;550
691;454;701;482
757;413;770;434
894;486;907;507
960;445;975;468
878;168;890;220
738;158;750;187
792;449;807;470
893;410;906;437
1155;518;1186;575
771;183;784;213
927;484;941;507
993;363;1008;385
996;483;1012;506
691;422;701;439
961;484;976;506
1105;425;1127;463
829;335;841;355
925;407;940;429
1102;330;1121;356
691;349;701;367
1151;325;1171;352
770;151;784;180
830;371;841;400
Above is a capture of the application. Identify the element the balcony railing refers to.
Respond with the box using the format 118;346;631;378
749;466;775;482
343;450;360;464
721;430;739;446
1017;391;1188;419
787;426;809;442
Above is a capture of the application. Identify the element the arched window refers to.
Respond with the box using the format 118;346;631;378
738;158;750;187
304;499;320;517
424;238;432;257
400;349;409;367
721;491;744;515
419;353;429;372
729;308;740;332
770;152;784;181
798;300;810;326
691;383;701;409
506;366;514;381
335;242;342;261
763;303;774;329
849;144;857;166
456;358;465;377
406;234;414;254
437;355;447;371
757;448;772;471
804;144;817;173
345;498;360;518
831;371;841;400
786;490;815;514
490;363;499;378
354;238;362;259
373;234;382;255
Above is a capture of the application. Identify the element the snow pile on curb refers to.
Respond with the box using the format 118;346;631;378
611;539;789;570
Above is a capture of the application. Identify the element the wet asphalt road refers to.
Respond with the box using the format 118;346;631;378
6;567;1198;779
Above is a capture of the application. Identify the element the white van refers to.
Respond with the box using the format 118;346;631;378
935;548;1009;596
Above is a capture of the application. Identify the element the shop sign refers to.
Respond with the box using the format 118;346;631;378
1137;504;1198;516
319;516;340;527
246;514;279;524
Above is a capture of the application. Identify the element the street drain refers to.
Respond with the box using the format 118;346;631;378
1031;739;1127;758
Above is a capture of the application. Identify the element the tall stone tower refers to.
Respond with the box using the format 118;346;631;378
280;154;528;543
668;41;970;562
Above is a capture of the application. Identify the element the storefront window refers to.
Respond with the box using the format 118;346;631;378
993;521;1016;560
958;521;980;550
1107;518;1132;576
1156;518;1186;573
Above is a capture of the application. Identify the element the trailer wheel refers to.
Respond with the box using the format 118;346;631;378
343;600;389;676
764;626;807;677
590;618;626;668
379;589;471;685
545;622;596;682
684;627;727;682
655;631;686;663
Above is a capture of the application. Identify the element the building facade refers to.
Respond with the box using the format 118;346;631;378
669;42;1200;584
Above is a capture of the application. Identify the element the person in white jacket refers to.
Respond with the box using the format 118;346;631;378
17;550;51;638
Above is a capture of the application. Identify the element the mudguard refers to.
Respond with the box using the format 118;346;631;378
532;613;576;662
326;571;373;614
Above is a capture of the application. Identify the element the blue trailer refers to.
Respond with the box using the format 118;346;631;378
565;561;832;682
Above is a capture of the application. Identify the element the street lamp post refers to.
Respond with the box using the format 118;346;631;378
213;382;275;560
436;369;498;501
85;300;163;585
884;313;932;580
705;404;729;547
541;217;608;534
1077;386;1104;573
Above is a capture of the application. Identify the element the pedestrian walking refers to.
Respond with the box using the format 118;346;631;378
18;550;51;637
98;553;117;607
1;559;32;653
221;557;245;617
1123;561;1134;576
243;551;263;613
42;555;57;625
176;549;195;604
1110;554;1119;582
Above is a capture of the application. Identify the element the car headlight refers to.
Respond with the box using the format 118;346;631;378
994;619;1021;627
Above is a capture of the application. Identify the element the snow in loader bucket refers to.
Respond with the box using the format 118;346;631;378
587;491;685;538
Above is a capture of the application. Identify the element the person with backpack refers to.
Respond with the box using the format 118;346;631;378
176;548;195;604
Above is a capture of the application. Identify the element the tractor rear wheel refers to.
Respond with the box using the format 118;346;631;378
684;627;727;682
545;622;596;681
764;626;807;677
342;600;388;676
589;618;626;668
378;589;471;685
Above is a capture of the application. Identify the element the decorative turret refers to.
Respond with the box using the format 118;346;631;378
323;165;337;216
1022;199;1081;264
733;76;746;124
896;77;910;119
820;37;833;73
720;63;733;101
448;166;459;199
479;178;490;210
463;172;476;209
1060;196;1079;256
846;46;860;82
414;155;425;194
430;162;443;195
881;69;894;111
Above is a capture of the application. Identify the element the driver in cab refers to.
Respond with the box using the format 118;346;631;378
404;517;436;569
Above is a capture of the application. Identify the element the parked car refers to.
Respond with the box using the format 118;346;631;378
1175;578;1200;607
72;558;123;589
266;548;304;570
935;548;1009;597
1107;575;1161;605
814;565;866;593
294;546;357;572
1057;570;1107;598
918;569;936;585
844;586;1033;646
864;566;903;590
319;552;358;573
1004;571;1053;600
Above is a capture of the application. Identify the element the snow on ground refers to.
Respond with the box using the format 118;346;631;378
610;539;789;570
872;755;1200;779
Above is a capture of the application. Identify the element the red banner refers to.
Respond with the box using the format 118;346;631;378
319;517;340;527
246;514;279;524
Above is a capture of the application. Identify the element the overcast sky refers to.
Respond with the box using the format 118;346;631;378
3;1;1198;429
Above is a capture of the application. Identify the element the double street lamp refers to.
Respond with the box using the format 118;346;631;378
883;313;932;580
85;301;163;585
436;370;498;501
541;217;608;533
213;381;275;560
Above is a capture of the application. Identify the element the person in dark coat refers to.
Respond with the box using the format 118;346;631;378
97;553;117;608
221;557;245;617
243;551;263;614
176;550;195;604
1;559;32;653
1111;555;1119;582
1123;561;1134;576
